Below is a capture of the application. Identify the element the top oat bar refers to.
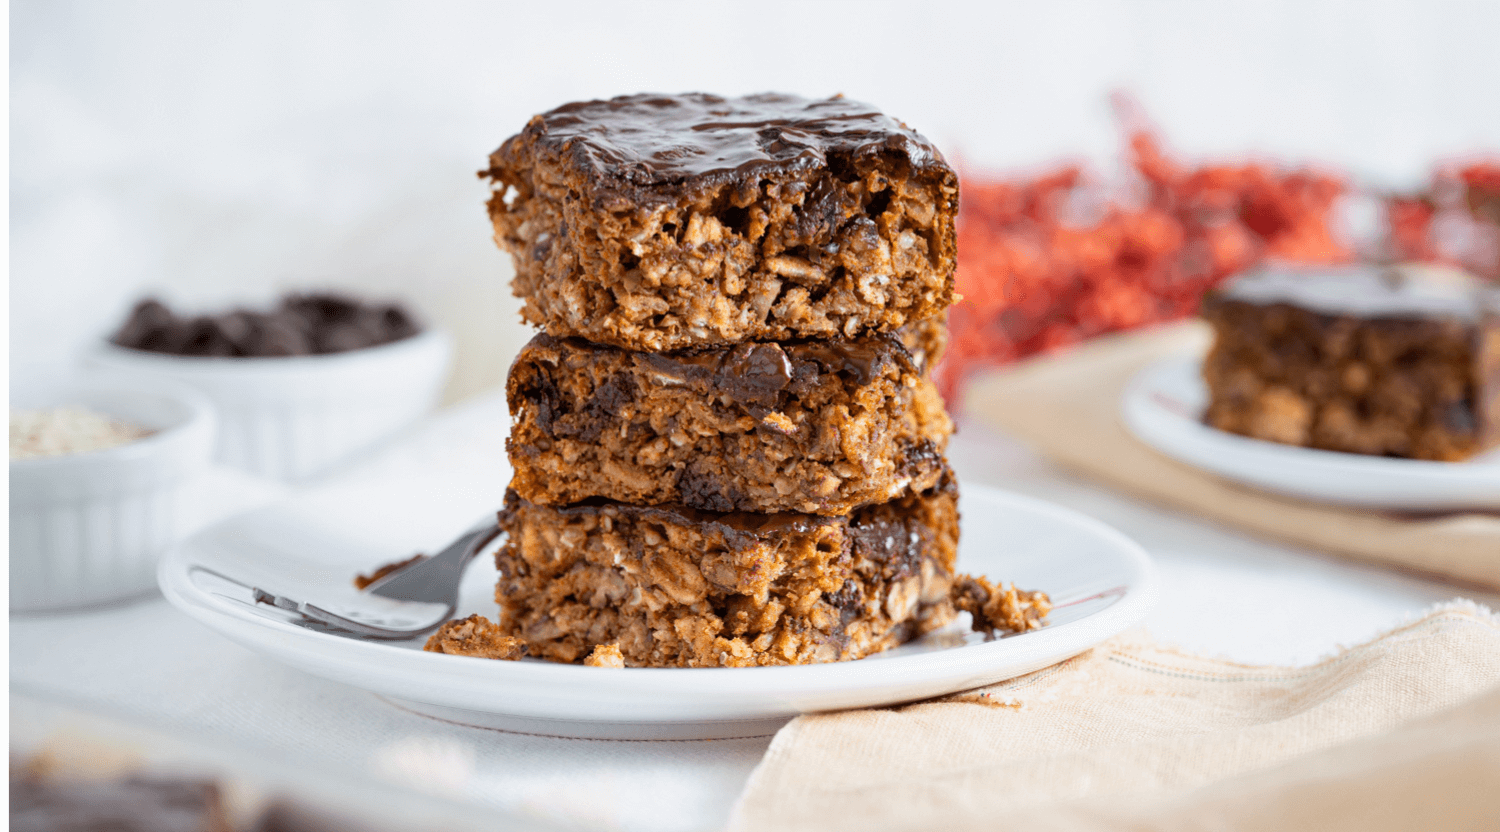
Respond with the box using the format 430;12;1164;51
483;92;958;351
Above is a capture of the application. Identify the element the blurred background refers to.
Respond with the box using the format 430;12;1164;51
12;0;1500;403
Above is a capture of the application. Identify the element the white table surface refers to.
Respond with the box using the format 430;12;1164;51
10;393;1482;832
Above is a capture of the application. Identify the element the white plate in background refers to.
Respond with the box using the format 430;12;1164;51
1122;355;1500;511
160;475;1156;740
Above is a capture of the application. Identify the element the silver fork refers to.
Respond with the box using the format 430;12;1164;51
215;518;502;640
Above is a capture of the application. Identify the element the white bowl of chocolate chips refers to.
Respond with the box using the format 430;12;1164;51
91;293;452;481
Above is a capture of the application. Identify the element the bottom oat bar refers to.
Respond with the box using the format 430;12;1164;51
492;477;959;667
426;472;1048;667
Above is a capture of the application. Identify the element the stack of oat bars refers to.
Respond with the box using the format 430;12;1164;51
426;93;1048;668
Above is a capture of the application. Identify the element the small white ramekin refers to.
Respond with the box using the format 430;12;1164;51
10;378;216;612
88;329;452;482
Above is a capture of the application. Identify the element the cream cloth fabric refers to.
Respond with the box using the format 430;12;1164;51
731;602;1500;832
961;322;1500;591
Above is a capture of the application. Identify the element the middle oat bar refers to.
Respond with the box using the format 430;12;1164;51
505;319;952;515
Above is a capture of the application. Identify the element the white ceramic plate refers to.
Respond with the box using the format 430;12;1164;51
1122;355;1500;510
160;475;1156;740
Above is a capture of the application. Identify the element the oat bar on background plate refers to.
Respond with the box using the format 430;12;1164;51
1201;266;1500;461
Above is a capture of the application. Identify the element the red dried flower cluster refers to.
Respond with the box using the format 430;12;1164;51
1384;162;1500;277
938;119;1500;402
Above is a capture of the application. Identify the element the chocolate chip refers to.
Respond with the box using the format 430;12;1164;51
1442;400;1477;434
676;464;744;513
718;342;792;408
828;579;864;625
559;372;637;443
849;514;920;579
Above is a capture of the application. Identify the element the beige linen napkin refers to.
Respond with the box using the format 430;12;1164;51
961;321;1500;591
731;602;1500;832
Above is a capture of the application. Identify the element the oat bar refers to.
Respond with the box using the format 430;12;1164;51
492;474;964;667
505;325;952;515
483;93;958;351
1202;267;1500;461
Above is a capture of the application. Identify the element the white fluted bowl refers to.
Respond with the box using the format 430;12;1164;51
10;379;216;612
89;330;452;482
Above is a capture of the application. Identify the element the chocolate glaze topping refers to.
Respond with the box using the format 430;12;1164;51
1210;266;1500;321
634;334;910;400
495;92;950;202
790;338;914;384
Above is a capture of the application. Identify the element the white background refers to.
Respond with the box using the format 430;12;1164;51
11;0;1500;399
